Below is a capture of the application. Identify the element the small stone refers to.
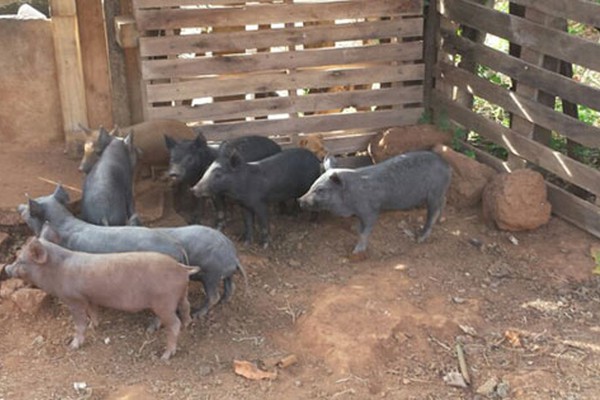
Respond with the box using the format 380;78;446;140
31;335;44;346
508;235;519;245
476;376;499;396
104;337;111;345
496;381;510;398
294;380;302;387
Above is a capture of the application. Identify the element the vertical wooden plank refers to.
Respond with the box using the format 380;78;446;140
50;0;88;156
76;0;113;129
122;0;145;124
423;0;439;114
104;0;133;127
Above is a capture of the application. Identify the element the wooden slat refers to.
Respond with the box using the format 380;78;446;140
546;181;600;239
436;62;600;148
432;91;600;196
149;85;423;121
141;41;423;80
76;0;113;129
140;18;423;57
438;0;600;72
146;63;424;102
134;0;290;8
507;0;600;28
51;0;89;155
135;0;423;31
440;28;600;112
179;107;423;141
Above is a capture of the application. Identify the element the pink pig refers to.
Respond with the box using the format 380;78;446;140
6;236;199;360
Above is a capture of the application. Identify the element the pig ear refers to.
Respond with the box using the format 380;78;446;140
53;185;71;205
28;238;48;265
97;127;112;149
229;150;244;169
298;138;307;146
194;133;207;147
40;222;61;243
124;130;135;150
329;172;343;186
78;123;93;135
28;198;45;218
164;134;177;150
323;153;337;171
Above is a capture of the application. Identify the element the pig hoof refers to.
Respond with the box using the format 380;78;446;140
192;309;208;320
68;338;82;350
349;251;368;262
160;349;175;361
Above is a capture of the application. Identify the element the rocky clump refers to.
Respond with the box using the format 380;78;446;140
433;145;497;208
368;124;452;164
482;169;552;231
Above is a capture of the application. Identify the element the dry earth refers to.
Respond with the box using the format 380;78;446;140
1;142;599;400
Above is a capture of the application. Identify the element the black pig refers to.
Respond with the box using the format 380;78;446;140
193;148;321;247
299;151;451;256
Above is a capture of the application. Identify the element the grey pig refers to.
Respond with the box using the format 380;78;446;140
299;151;451;256
5;234;200;360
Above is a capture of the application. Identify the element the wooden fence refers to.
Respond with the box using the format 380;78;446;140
426;0;600;238
131;0;424;153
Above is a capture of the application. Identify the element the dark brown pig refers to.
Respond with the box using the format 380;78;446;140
79;119;197;176
5;235;200;360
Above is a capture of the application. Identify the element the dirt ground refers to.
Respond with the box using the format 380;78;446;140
1;142;600;400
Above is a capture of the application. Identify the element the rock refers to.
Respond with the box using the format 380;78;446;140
0;278;25;299
10;288;49;314
433;145;497;208
368;125;453;164
0;231;10;248
476;376;499;396
482;169;552;231
496;381;510;398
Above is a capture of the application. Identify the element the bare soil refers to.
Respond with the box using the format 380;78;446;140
1;142;600;400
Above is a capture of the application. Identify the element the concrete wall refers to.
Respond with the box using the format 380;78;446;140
0;19;63;145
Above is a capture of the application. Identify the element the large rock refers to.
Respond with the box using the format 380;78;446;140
10;288;49;314
482;169;552;231
0;277;25;298
368;124;452;163
433;145;497;208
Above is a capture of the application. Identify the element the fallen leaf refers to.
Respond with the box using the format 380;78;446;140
504;330;522;347
233;360;277;381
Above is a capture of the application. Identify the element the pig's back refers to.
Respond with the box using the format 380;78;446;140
131;120;195;165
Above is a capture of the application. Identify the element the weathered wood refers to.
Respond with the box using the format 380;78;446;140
150;85;423;121
440;29;600;112
76;0;113;130
121;0;145;124
135;0;423;31
139;18;423;57
438;0;600;71
423;0;439;112
506;0;600;28
51;0;88;155
437;62;600;148
115;16;139;49
141;41;423;80
185;107;423;141
432;91;600;197
146;63;425;103
134;0;288;8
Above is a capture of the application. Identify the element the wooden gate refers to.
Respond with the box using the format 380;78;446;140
130;0;424;153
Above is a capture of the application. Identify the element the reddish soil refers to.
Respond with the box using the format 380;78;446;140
1;142;599;400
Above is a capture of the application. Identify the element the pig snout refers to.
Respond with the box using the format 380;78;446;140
168;165;183;183
191;180;209;198
298;193;315;210
3;263;17;279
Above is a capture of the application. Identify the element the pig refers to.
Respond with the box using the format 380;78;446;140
299;151;452;256
164;133;282;227
5;235;199;360
80;129;139;226
78;119;196;175
192;148;321;247
297;133;328;161
19;184;247;318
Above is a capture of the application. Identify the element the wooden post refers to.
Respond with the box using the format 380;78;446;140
423;0;439;116
50;0;88;156
75;0;113;130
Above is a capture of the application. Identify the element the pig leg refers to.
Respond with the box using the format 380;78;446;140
417;196;444;243
66;301;89;350
154;308;181;361
212;194;227;230
353;214;377;254
254;203;270;248
177;288;193;328
192;275;221;319
241;207;255;244
85;303;101;329
221;277;235;304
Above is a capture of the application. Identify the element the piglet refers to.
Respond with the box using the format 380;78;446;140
5;235;199;360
